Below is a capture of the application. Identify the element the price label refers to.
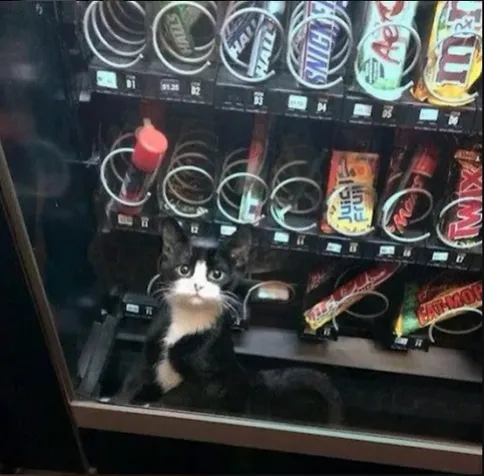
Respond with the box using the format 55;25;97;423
160;78;180;93
326;242;342;254
96;70;117;89
274;231;289;244
288;94;308;111
379;245;395;256
126;303;139;314
117;214;133;226
394;336;408;346
432;251;449;262
353;103;372;117
220;224;236;236
419;108;439;122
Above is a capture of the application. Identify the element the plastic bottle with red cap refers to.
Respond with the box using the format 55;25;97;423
118;119;168;215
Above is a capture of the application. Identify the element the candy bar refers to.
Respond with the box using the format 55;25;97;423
321;150;379;236
298;1;348;85
382;143;437;236
161;1;195;56
443;148;482;244
225;2;259;60
248;1;286;78
412;1;483;106
395;280;482;337
305;263;400;331
356;1;418;100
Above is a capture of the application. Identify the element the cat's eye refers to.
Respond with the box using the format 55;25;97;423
208;269;224;281
177;264;191;277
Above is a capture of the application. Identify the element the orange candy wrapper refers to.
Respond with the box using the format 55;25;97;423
321;151;379;236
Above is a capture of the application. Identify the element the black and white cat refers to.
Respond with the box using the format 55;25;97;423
117;218;343;424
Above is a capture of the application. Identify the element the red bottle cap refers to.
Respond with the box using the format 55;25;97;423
132;121;168;173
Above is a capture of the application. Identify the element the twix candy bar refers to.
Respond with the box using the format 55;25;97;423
382;143;438;236
394;279;482;337
305;263;401;331
321;150;379;235
412;1;483;106
443;148;482;244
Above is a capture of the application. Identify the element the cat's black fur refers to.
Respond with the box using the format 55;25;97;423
117;218;343;424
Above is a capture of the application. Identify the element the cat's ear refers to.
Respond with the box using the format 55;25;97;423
224;225;252;270
161;217;190;265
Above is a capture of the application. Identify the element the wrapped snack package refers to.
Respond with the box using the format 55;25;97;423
298;1;349;86
304;262;401;331
394;279;482;337
355;1;419;101
321;151;379;236
438;147;482;247
380;142;438;237
412;1;483;106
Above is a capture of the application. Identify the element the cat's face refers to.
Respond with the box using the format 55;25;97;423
159;218;252;311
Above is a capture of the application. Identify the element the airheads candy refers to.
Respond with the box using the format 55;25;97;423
412;1;483;106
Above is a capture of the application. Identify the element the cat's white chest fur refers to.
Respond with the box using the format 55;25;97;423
154;303;219;393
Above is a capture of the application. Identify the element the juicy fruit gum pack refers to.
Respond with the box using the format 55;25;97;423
412;1;483;106
321;151;379;235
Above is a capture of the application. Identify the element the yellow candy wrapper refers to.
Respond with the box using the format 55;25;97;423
412;1;483;106
321;151;379;236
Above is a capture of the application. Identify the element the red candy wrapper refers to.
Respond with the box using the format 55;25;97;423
381;143;438;236
304;262;401;331
442;148;482;245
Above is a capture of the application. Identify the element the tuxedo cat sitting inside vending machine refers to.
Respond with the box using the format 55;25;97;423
117;218;342;424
